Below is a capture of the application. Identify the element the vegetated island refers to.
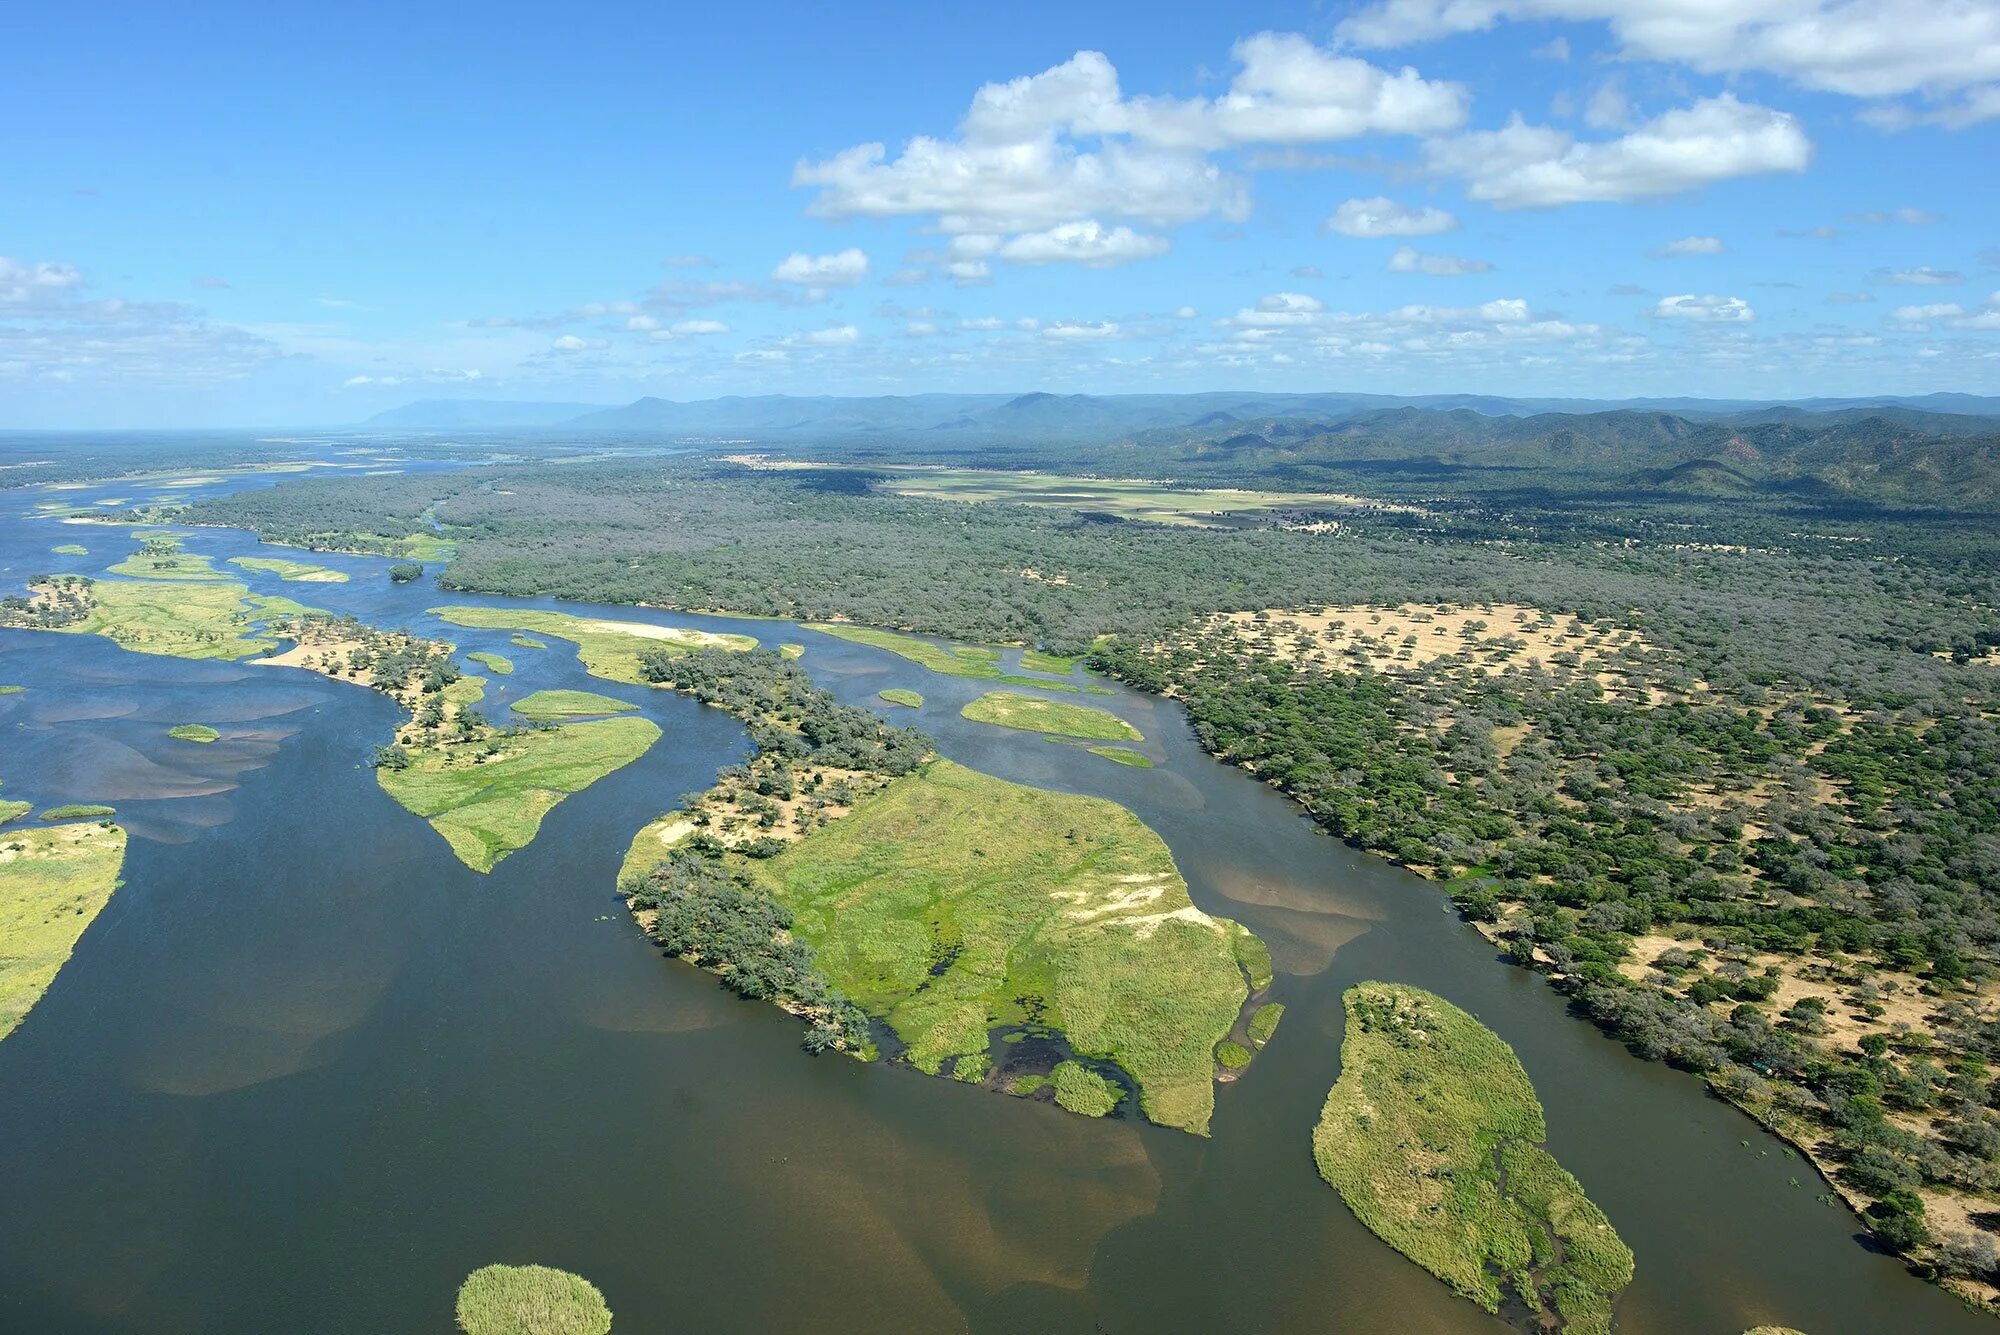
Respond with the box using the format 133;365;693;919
167;724;220;744
1085;744;1152;767
431;606;755;685
805;623;1082;692
0;685;22;696
105;530;222;581
261;615;660;873
510;689;636;721
51;543;88;556
1;818;127;1042
961;689;1141;741
40;804;116;821
1314;982;1633;1334
466;650;513;675
877;688;923;708
0;572;306;661
228;554;349;582
455;1263;611;1335
620;646;1270;1134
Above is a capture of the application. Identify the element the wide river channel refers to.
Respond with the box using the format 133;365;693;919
0;452;1975;1334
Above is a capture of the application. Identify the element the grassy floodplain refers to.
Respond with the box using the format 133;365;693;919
106;531;222;581
466;650;514;675
454;1264;611;1335
432;606;755;685
510;633;547;649
0;820;127;1040
805;623;1082;692
167;724;220;743
379;715;661;872
742;758;1260;1134
228;554;349;582
1314;983;1634;1334
40;804;116;821
510;689;636;721
877;688;923;708
6;574;307;661
961;690;1141;741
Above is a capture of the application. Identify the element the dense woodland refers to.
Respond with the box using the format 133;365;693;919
181;421;2000;1287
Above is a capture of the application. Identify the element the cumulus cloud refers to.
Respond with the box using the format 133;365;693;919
1387;244;1493;274
1326;196;1458;237
1040;320;1123;340
1424;95;1811;209
792;37;1465;256
771;248;870;286
1896;292;2000;328
992;220;1171;267
1336;1;2000;125
1653;235;1725;257
1652;293;1755;322
0;256;276;384
786;324;861;346
550;333;609;352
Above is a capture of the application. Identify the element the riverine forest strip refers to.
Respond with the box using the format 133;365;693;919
1314;982;1633;1334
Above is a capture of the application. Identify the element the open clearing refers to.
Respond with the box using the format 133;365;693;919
510;689;637;721
1314;982;1633;1334
380;716;660;872
228;555;349;583
433;606;755;685
962;691;1141;741
741;758;1260;1134
0;821;127;1041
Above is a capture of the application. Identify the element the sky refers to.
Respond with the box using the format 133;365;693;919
5;0;2000;426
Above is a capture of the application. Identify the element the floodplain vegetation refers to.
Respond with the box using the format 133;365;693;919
960;690;1140;740
432;605;754;685
621;647;1266;1132
454;1263;611;1335
806;622;1081;691
0;819;126;1042
228;554;349;582
509;690;635;721
0;572;305;661
1314;983;1633;1334
167;724;220;743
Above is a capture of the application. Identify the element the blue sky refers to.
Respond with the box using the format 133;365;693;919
5;0;1999;425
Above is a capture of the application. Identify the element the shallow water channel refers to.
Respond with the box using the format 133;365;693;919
0;459;1973;1333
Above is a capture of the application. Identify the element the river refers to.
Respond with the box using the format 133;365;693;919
0;451;1968;1333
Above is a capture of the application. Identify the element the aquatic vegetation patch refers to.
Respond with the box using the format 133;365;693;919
1019;649;1079;674
1248;1001;1285;1046
0;820;127;1040
510;689;636;721
1051;1061;1121;1116
779;642;804;659
1215;1039;1252;1070
167;724;220;743
804;623;1080;691
742;759;1259;1134
1314;982;1633;1334
510;634;547;649
228;555;349;583
0;686;22;695
432;606;755;685
455;1263;611;1335
51;544;88;556
1086;745;1152;767
878;688;923;708
379;716;661;873
40;804;116;821
466;650;514;675
961;691;1141;741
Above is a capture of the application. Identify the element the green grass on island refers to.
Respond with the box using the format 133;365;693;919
1215;1039;1252;1070
378;715;661;872
106;540;221;581
1018;648;1078;674
40;804;116;821
510;689;638;721
466;651;514;675
510;633;547;649
741;758;1261;1134
0;686;22;695
779;642;804;660
1;820;127;1041
1247;1001;1285;1045
1050;1061;1122;1116
961;691;1141;741
228;555;349;583
432;606;755;685
1086;745;1152;767
167;724;220;744
52;543;88;556
804;623;1081;691
455;1263;611;1335
1314;983;1634;1335
9;575;309;661
0;796;30;825
878;688;923;708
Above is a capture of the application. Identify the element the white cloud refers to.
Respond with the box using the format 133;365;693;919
958;317;1009;330
995;220;1171;267
626;315;660;331
1388;244;1493;275
671;319;729;335
1653;235;1725;257
946;260;991;286
1336;1;2000;125
771;248;870;286
1173;305;1199;319
788;324;861;346
792;38;1464;244
1583;80;1630;130
0;256;277;384
1846;206;1940;224
1652;293;1755;322
1892;301;1965;323
1041;321;1123;340
1879;266;1962;284
1425;95;1811;209
550;334;608;352
1326;196;1458;237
